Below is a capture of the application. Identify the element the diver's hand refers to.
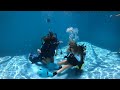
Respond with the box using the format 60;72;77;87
59;41;63;43
54;50;57;56
53;41;63;44
37;49;41;53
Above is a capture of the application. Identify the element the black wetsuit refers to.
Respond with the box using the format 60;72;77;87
29;37;59;64
65;52;86;67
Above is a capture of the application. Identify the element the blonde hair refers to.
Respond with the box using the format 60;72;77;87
67;40;85;55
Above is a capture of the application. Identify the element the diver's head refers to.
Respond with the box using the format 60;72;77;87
68;40;86;54
68;40;78;53
69;40;77;48
43;36;51;43
43;31;55;43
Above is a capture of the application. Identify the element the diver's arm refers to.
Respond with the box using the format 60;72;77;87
67;48;71;53
55;49;58;56
76;53;85;70
55;48;58;56
58;41;63;43
64;48;71;58
42;59;48;64
80;54;84;63
81;51;86;63
53;40;63;44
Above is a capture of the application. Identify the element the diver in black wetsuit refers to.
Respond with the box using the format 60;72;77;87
48;40;86;77
29;31;63;65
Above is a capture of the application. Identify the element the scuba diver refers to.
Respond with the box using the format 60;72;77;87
111;48;120;55
28;31;63;65
110;13;120;18
38;40;86;77
29;18;63;65
37;27;86;77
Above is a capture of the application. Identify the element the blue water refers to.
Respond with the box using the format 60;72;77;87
0;11;120;79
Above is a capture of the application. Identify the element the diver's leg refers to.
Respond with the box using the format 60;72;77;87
41;57;51;65
47;64;73;77
52;64;72;76
57;60;68;65
41;59;48;65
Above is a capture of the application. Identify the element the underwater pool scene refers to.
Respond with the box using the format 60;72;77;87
0;11;120;79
